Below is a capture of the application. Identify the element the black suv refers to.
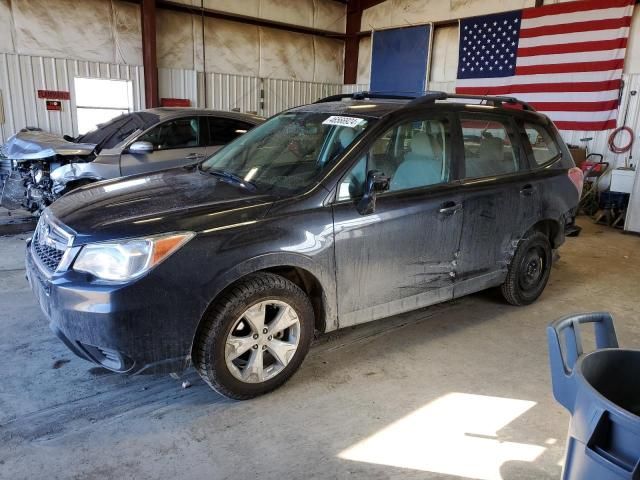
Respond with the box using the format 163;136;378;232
26;92;583;399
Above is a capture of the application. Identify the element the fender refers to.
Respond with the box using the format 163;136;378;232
191;250;339;347
51;162;117;188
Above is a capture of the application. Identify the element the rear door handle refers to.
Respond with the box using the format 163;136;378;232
520;184;535;196
185;152;205;160
439;201;463;215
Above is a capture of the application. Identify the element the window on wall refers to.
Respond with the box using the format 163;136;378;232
74;78;133;135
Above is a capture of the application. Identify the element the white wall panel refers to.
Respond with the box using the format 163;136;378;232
262;78;343;117
357;37;372;86
5;0;142;65
0;54;144;143
205;72;261;114
158;68;201;108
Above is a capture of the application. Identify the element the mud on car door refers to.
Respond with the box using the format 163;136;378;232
332;114;464;328
453;113;540;297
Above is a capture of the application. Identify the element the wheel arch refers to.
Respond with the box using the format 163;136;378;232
191;253;336;357
523;218;563;248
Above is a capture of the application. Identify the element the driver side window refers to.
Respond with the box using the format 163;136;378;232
137;117;200;150
337;118;449;201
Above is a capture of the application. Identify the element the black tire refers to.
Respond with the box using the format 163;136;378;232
501;232;552;306
193;272;314;400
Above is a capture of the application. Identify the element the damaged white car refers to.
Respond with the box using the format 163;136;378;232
0;108;263;213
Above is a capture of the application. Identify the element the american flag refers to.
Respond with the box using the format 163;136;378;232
456;0;635;131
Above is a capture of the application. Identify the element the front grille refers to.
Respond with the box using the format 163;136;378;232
31;214;72;273
33;241;65;271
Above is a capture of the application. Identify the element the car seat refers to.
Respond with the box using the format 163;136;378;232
328;128;357;163
390;132;442;190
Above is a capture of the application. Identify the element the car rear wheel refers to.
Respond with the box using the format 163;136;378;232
193;272;314;400
501;232;552;306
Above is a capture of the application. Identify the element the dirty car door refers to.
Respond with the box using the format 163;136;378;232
454;113;534;296
332;115;463;328
120;116;205;176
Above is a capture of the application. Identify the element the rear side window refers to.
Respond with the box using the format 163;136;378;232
208;117;253;146
460;116;520;178
524;123;560;166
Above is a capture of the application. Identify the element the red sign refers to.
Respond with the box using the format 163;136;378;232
38;90;70;100
161;98;191;107
46;100;62;111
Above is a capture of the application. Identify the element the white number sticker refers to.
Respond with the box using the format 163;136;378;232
322;116;367;128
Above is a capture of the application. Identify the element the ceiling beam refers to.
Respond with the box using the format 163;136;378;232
155;0;346;38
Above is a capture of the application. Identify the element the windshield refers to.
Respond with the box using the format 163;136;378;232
76;111;160;152
200;111;372;194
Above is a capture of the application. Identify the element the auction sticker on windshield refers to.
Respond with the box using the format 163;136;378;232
322;116;367;128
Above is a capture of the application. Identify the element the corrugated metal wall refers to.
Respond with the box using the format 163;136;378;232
262;78;344;117
0;58;354;143
159;69;351;118
0;53;144;143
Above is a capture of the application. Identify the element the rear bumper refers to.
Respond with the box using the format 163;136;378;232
25;243;198;374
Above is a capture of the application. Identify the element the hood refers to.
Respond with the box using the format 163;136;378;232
48;167;276;243
2;130;96;161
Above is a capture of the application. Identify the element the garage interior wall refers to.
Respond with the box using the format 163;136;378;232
0;0;348;141
354;0;640;170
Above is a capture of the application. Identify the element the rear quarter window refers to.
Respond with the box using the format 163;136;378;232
524;123;560;167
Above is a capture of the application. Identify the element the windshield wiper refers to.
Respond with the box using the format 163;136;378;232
200;166;257;191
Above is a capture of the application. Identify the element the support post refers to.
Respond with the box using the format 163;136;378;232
344;0;362;85
141;0;159;108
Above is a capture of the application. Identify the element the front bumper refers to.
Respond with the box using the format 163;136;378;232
25;242;201;374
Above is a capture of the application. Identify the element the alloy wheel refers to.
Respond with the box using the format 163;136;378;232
225;300;301;383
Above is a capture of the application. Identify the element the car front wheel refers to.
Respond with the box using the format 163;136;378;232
193;272;314;400
501;232;552;306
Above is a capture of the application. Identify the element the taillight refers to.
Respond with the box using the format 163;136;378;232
568;167;584;198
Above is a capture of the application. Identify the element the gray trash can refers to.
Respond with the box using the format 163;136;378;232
547;312;640;480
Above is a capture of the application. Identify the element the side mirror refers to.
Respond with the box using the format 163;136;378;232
129;141;154;153
357;169;390;215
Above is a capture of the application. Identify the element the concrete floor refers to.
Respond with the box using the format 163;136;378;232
1;220;638;480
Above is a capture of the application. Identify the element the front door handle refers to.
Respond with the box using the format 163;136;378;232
520;184;535;196
439;201;463;215
185;152;205;160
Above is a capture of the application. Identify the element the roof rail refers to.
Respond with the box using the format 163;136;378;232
444;93;536;111
313;90;536;112
314;91;418;103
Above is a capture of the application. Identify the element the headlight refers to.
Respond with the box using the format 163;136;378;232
34;169;43;184
73;232;194;281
